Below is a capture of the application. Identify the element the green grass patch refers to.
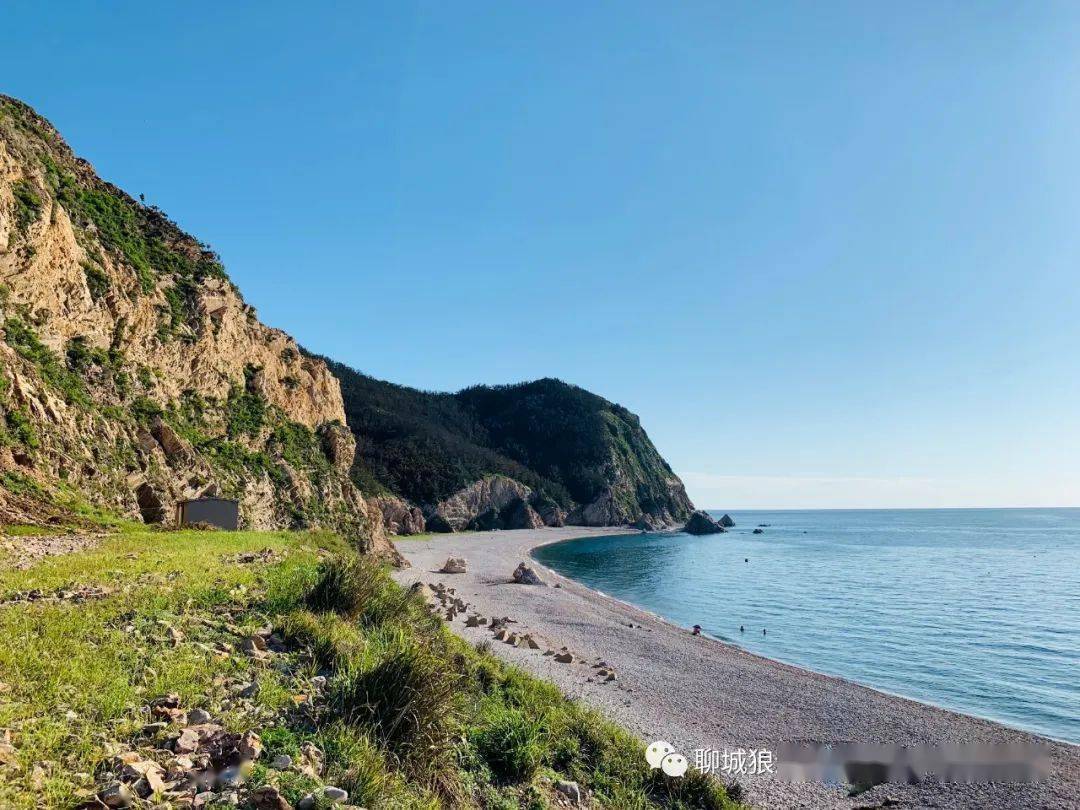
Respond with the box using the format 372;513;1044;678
0;529;740;810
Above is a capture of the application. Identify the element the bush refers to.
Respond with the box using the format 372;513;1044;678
81;261;109;301
304;555;413;628
328;626;460;760
12;179;42;232
277;609;362;671
470;706;545;782
4;318;90;406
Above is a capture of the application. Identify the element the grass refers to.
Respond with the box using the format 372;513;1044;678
0;524;53;537
0;529;740;809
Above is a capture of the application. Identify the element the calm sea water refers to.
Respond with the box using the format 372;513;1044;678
533;508;1080;744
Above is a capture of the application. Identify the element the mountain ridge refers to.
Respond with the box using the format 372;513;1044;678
0;94;691;545
317;358;695;532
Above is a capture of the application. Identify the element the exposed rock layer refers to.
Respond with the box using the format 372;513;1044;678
0;95;397;561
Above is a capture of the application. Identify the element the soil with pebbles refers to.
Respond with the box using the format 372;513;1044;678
392;527;1080;810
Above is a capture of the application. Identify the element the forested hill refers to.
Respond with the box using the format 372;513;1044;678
316;357;695;528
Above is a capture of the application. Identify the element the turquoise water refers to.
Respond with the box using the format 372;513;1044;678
533;508;1080;744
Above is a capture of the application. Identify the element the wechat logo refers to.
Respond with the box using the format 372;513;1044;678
645;740;689;777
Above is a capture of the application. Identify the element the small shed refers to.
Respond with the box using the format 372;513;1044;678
176;497;240;530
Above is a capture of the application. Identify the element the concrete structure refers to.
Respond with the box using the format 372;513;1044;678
175;497;240;530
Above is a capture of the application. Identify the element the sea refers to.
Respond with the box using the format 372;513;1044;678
532;508;1080;744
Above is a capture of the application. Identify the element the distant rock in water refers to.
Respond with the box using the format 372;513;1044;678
752;527;764;534
719;514;736;528
683;511;726;535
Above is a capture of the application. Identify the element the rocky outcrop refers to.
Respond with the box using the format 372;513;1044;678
427;475;534;532
502;497;544;530
326;363;695;529
0;95;397;562
632;513;669;531
683;510;726;535
370;493;425;535
531;494;566;527
719;513;735;528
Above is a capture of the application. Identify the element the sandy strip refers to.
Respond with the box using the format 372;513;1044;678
391;527;1079;810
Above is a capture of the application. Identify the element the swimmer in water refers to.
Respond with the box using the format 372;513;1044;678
691;624;702;636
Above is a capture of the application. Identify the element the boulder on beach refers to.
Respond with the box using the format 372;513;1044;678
683;510;726;535
719;513;735;528
512;562;546;585
440;557;467;574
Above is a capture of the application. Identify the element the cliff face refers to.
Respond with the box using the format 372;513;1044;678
321;359;695;531
0;96;396;559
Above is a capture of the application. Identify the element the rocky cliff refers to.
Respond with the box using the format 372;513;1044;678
0;96;396;559
320;360;695;531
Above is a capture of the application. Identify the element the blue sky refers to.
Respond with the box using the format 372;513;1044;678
4;2;1080;508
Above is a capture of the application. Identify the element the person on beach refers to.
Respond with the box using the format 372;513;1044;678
692;624;702;636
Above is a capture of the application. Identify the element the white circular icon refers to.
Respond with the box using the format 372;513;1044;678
661;752;688;777
645;740;674;769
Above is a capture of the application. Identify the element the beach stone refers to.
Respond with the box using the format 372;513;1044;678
237;681;259;698
299;742;324;777
555;779;583;805
173;728;200;754
193;792;218;809
242;636;269;658
99;782;134;808
270;753;293;770
523;635;541;649
323;785;349;803
238;730;262;761
511;562;545;585
494;629;510;642
251;785;293;810
296;795;316;810
605;671;617;682
555;651;574;664
440;557;467;574
186;709;211;725
465;615;483;627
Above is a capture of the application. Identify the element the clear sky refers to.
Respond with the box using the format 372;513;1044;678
4;2;1080;508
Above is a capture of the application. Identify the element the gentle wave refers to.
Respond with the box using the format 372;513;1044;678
533;507;1080;744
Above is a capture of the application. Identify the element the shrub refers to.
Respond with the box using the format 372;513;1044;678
225;384;266;438
277;609;362;671
3;318;90;407
304;555;412;628
470;706;545;782
4;408;39;449
328;626;460;760
81;261;109;301
12;179;42;232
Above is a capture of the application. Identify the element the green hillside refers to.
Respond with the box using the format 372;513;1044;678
317;359;694;525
